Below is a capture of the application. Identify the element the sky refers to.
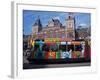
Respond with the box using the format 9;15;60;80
23;10;91;35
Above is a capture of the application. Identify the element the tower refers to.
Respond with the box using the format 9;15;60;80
32;16;42;34
66;13;75;40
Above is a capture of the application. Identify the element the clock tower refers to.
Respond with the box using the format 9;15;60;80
66;13;75;40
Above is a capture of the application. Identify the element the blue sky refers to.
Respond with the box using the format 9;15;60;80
23;10;91;35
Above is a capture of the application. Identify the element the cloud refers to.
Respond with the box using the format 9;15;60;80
53;16;60;20
78;23;90;28
79;23;87;27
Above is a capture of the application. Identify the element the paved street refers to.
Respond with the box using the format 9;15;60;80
23;62;90;69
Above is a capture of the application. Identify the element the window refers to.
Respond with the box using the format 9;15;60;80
67;45;74;51
59;45;66;51
50;44;59;51
42;44;50;51
75;45;82;51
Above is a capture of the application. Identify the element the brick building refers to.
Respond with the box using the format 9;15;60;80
31;14;76;41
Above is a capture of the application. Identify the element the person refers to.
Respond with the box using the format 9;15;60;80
31;40;35;47
81;42;85;57
69;49;72;58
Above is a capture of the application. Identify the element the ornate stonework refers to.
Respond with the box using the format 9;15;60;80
32;14;75;40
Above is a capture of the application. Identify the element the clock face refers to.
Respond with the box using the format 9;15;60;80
67;20;74;29
69;23;72;27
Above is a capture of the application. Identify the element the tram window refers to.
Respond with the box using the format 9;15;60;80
50;44;58;51
59;45;66;51
42;44;49;51
67;45;74;51
75;45;82;51
34;44;39;49
34;44;40;51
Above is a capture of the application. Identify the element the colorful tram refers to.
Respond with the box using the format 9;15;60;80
27;38;91;64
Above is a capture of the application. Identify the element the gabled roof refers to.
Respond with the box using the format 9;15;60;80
33;17;42;27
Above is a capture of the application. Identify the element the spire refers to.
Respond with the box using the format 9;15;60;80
68;12;74;19
33;16;42;27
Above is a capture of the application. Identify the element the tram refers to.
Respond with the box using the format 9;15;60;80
28;38;91;63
